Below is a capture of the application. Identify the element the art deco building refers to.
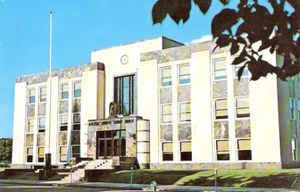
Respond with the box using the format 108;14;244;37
12;36;300;169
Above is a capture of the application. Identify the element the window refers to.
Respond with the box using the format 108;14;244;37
178;64;190;84
39;87;47;102
160;66;172;86
162;142;173;161
180;142;192;161
28;88;35;104
178;102;191;122
216;140;230;160
235;65;248;78
38;117;46;132
72;146;80;158
38;147;45;162
161;104;172;123
59;114;68;131
60;146;67;162
60;83;69;99
73;81;81;98
114;75;136;115
26;118;34;133
236;98;250;118
215;99;228;119
213;57;226;80
237;139;252;160
72;113;81;130
27;148;33;163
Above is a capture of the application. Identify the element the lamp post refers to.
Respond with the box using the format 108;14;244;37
45;10;53;173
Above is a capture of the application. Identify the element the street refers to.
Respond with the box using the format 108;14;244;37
0;183;146;192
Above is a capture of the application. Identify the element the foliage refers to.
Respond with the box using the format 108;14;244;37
152;0;300;81
0;138;12;163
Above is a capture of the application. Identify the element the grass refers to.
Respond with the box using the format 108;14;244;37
94;169;300;188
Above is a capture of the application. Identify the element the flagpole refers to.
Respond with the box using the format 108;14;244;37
46;10;53;170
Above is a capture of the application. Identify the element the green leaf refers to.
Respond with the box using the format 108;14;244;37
193;0;212;14
211;9;239;37
237;65;246;81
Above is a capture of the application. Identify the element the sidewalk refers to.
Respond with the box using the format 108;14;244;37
0;179;299;191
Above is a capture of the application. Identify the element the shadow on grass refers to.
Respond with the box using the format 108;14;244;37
97;170;206;185
175;171;300;188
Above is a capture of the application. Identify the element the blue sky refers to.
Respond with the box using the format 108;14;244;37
0;0;236;138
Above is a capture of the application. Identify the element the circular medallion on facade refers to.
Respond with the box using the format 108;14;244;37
120;54;129;65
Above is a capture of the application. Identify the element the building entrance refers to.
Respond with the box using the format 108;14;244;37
96;130;126;158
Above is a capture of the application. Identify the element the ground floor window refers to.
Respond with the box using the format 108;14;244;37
237;139;252;160
72;145;80;158
38;147;45;162
26;147;33;163
162;142;173;161
216;140;230;160
180;141;192;161
60;146;67;162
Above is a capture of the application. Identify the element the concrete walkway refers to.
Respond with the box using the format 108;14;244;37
0;179;299;191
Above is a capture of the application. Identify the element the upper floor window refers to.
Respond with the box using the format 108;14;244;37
236;98;250;118
60;83;69;99
160;66;172;86
178;64;190;84
39;87;47;103
114;75;136;115
215;99;228;119
73;81;81;98
178;102;191;122
161;104;172;123
59;114;68;131
235;65;249;78
28;88;35;104
213;57;226;80
38;117;46;132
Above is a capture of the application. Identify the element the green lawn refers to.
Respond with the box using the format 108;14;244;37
95;169;300;188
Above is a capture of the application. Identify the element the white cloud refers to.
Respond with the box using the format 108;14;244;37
191;35;213;43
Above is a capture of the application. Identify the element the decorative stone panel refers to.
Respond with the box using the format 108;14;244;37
160;87;172;104
177;85;191;102
235;119;251;138
71;131;80;145
27;105;35;117
38;103;46;116
59;101;68;114
25;134;33;146
178;123;191;140
37;134;45;146
234;79;249;96
160;124;172;141
59;132;67;145
213;81;227;98
214;121;229;139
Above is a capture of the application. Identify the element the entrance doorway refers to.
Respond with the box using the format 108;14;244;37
96;130;126;158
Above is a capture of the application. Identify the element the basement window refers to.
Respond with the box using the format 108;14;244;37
216;140;230;160
180;142;192;161
162;142;173;161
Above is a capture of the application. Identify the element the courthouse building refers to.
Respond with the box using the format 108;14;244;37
12;36;300;169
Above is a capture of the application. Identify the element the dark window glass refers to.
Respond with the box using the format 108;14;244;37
27;156;33;162
163;154;173;161
114;75;136;115
238;150;252;160
181;152;192;161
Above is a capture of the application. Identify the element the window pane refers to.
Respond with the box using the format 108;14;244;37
72;99;81;112
238;139;251;150
73;113;81;124
162;143;173;152
38;117;46;129
59;101;68;114
40;87;47;102
216;99;227;110
181;142;191;152
213;58;226;80
178;64;190;84
216;140;229;151
161;67;172;86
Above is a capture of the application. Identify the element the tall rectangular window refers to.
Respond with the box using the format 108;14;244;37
39;87;47;103
114;75;136;115
73;81;81;98
27;148;33;163
59;114;68;131
216;140;230;160
38;147;45;162
160;67;172;86
180;141;192;161
161;104;172;123
213;57;227;80
38;117;46;132
215;99;228;119
72;113;81;130
178;64;190;84
60;146;67;162
60;83;69;99
236;98;250;118
162;142;173;161
237;139;252;160
28;88;35;104
26;118;34;133
178;102;191;122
